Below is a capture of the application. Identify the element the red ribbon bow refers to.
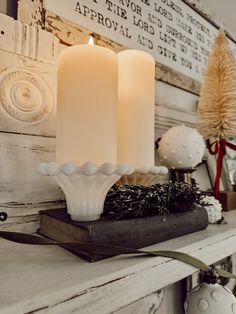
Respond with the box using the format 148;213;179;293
207;139;236;196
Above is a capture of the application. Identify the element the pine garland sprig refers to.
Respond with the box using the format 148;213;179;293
102;182;205;220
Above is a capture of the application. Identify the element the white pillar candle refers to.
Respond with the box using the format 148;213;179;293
56;44;118;165
118;50;155;169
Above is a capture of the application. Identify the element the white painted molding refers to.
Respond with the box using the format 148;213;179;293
18;0;45;28
0;67;54;124
0;13;63;232
155;81;198;131
0;12;59;63
0;14;57;135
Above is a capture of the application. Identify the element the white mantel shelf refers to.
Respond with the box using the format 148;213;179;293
1;211;236;314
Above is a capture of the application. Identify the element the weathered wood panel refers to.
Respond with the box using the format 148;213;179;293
0;201;65;233
0;0;7;15
0;132;63;204
0;214;39;233
0;12;59;63
114;282;184;314
0;131;64;232
155;81;198;135
17;0;45;29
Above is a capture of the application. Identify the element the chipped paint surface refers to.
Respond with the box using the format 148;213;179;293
1;212;236;313
0;13;63;232
18;0;45;29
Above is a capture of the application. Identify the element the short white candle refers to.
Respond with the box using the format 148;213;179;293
118;50;155;168
56;43;118;165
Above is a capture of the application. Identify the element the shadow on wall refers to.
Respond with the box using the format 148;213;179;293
7;0;17;18
0;0;17;18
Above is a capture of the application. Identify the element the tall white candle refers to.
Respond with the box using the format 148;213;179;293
118;50;155;168
56;44;118;165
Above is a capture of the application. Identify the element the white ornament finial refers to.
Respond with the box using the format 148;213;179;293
158;126;205;169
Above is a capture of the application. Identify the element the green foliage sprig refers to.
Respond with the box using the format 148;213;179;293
102;182;205;220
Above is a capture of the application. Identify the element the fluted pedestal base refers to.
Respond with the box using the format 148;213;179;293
38;162;133;221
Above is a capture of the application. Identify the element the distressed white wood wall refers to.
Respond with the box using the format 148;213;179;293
0;1;235;314
0;0;7;15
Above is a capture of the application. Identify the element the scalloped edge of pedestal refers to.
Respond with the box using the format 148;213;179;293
134;166;168;175
37;161;135;176
117;166;168;186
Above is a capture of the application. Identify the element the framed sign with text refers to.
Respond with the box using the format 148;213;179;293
43;0;236;82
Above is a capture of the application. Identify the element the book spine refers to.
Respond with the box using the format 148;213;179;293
91;209;208;249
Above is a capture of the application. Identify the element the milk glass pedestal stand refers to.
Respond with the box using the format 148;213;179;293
38;162;133;221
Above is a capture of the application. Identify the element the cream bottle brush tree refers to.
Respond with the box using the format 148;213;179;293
197;29;236;194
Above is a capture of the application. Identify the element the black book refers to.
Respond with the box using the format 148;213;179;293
39;208;208;262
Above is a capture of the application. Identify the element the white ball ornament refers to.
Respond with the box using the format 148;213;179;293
202;195;222;223
158;125;205;169
185;283;236;314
